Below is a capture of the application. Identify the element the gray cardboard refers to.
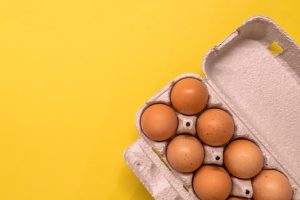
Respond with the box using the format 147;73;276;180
124;16;300;200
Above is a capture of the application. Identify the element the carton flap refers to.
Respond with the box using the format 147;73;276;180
203;16;300;184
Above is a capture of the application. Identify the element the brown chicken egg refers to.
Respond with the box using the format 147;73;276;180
141;104;178;141
166;135;204;173
193;165;232;200
252;170;292;200
224;139;263;179
196;108;234;146
170;77;208;115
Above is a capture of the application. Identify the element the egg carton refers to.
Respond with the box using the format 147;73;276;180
124;16;300;200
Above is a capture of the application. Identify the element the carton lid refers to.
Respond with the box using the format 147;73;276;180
203;16;300;185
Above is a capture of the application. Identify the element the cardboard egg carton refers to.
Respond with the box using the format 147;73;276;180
124;16;300;200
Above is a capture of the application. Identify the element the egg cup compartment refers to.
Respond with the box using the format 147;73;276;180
231;177;253;198
203;145;223;165
177;114;197;135
125;16;300;200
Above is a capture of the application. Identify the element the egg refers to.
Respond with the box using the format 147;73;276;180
141;104;178;141
227;197;251;200
170;77;208;115
193;165;232;200
196;108;234;146
252;170;292;200
166;135;204;173
224;139;263;179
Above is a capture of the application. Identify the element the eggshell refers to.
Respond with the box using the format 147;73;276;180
166;135;204;173
196;108;234;146
193;165;232;200
252;170;292;200
224;139;263;179
141;104;178;141
170;77;208;115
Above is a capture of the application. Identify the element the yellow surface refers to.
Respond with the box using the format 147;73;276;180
0;0;300;199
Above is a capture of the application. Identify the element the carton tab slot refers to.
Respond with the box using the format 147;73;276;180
268;41;284;55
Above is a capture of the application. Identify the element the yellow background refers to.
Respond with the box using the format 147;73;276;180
0;0;299;199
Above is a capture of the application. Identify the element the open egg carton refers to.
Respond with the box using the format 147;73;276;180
124;16;300;200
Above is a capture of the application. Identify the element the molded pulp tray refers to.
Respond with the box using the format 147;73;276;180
124;16;300;200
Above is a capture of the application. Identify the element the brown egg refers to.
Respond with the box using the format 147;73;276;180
170;77;208;115
193;165;232;200
227;197;251;200
141;104;178;141
252;170;292;200
224;139;263;179
196;108;234;146
166;135;204;173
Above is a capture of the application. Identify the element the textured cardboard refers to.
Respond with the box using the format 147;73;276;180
124;16;300;200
